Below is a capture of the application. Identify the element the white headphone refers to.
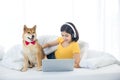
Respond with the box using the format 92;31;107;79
65;23;77;38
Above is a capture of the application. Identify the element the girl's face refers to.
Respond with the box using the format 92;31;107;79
61;31;72;43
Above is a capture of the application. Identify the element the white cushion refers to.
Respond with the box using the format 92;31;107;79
86;50;105;58
0;46;5;60
79;41;89;61
80;50;117;69
38;35;58;55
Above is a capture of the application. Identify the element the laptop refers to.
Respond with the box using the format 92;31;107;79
42;59;74;72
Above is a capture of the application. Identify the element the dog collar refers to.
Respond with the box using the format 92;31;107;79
25;41;36;45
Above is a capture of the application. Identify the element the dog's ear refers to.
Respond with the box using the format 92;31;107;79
24;25;27;31
33;25;36;31
33;25;36;29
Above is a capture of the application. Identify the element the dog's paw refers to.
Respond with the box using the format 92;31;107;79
29;64;34;68
37;67;42;71
21;68;27;72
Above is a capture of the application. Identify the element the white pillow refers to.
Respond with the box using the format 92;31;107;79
86;50;106;59
79;41;89;62
80;50;117;69
38;35;58;55
0;46;5;60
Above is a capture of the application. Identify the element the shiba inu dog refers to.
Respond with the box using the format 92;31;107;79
21;25;45;72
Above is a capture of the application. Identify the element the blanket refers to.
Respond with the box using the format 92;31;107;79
1;44;23;70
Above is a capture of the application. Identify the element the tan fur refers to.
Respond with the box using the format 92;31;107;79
21;25;45;72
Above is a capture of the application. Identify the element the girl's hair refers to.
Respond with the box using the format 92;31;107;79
60;22;79;42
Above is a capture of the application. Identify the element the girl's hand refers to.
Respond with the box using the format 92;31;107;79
73;53;80;68
74;64;80;68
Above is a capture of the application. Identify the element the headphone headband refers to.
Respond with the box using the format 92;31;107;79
65;23;76;38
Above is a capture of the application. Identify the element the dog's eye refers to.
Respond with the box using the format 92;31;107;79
33;32;35;34
28;32;30;34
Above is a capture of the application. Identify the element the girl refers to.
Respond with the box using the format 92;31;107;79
42;22;80;68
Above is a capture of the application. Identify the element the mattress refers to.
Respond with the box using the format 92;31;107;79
0;64;120;80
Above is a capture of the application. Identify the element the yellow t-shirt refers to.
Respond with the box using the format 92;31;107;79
55;37;80;59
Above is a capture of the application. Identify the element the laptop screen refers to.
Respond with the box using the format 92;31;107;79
42;59;74;72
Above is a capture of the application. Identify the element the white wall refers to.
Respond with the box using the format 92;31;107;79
0;0;74;51
0;0;23;51
0;0;119;59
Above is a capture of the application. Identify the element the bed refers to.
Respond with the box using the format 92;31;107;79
0;63;120;80
0;35;120;80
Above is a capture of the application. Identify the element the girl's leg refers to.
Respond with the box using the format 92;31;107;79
47;52;56;59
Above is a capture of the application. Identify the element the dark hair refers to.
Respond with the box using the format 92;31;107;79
60;22;79;42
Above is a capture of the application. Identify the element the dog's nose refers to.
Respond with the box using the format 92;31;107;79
32;35;34;38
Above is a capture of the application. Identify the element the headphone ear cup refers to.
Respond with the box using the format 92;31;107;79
71;34;74;38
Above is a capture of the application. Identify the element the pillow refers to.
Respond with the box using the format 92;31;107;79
80;50;117;69
0;45;5;60
79;41;89;62
86;50;106;59
38;35;58;55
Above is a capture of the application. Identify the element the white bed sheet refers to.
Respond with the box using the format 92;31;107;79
0;64;120;80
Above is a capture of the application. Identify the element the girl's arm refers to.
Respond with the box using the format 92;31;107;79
73;53;80;68
42;40;58;49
